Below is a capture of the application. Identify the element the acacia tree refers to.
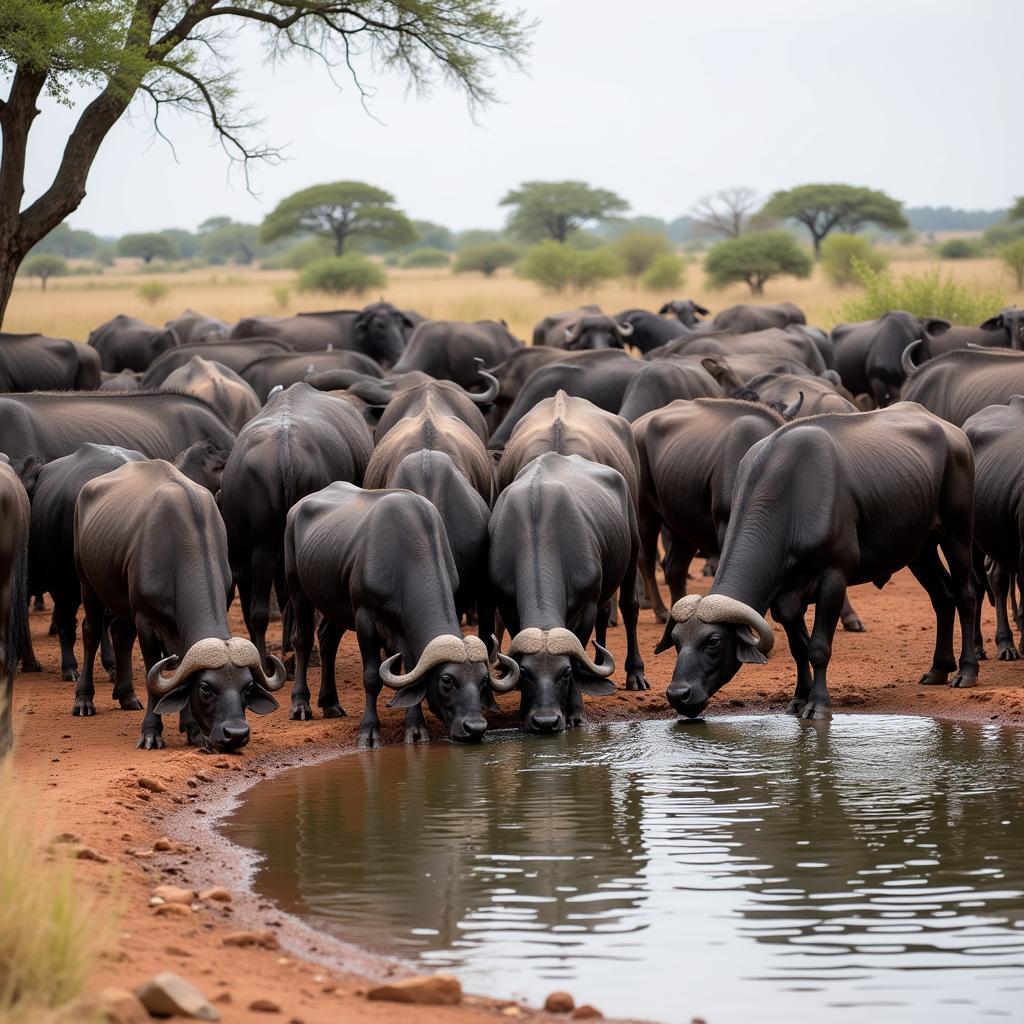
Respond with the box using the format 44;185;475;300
118;231;176;263
261;181;415;255
704;230;812;296
500;181;629;242
689;186;757;239
759;183;908;257
0;2;532;323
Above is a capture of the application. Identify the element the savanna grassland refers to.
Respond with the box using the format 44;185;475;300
6;254;1022;343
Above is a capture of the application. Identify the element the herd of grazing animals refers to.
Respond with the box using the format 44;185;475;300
0;296;1023;755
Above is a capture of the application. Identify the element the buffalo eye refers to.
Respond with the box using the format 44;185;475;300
704;634;722;652
439;674;455;692
199;680;213;698
561;666;573;681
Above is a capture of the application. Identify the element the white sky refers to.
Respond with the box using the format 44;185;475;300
18;0;1024;235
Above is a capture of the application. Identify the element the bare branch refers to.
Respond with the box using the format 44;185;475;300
689;186;759;240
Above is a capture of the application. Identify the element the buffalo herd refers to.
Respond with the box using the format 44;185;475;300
0;295;1023;755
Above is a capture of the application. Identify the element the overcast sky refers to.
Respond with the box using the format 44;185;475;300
19;0;1024;236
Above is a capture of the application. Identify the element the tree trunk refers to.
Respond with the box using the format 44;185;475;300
0;257;18;317
812;232;823;259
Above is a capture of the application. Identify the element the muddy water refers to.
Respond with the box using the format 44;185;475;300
222;716;1024;1023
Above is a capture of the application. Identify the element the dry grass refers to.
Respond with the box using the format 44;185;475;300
5;257;1021;343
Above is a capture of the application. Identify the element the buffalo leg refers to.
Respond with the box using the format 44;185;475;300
355;613;384;749
135;621;166;750
316;619;346;718
638;500;668;622
108;616;142;710
274;564;293;657
619;566;650;691
910;545;959;686
404;703;429;744
73;582;104;717
971;545;990;659
99;614;116;679
287;581;316;721
243;545;277;665
840;592;865;632
664;537;696;609
990;564;1019;661
781;615;812;715
53;593;81;682
939;529;979;689
801;571;847;721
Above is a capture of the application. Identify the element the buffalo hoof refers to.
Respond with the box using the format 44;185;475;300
290;702;314;721
321;703;346;719
949;672;978;689
404;724;429;744
61;669;79;683
137;730;165;750
72;698;95;717
799;702;832;721
841;616;865;633
626;673;650;691
118;694;143;711
358;724;381;749
785;699;806;716
976;646;989;661
997;643;1019;662
918;670;949;686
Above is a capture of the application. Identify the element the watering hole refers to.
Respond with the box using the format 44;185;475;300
221;716;1024;1023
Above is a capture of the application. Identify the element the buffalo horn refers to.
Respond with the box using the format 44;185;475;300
378;634;490;689
669;594;774;653
901;339;922;377
146;637;286;697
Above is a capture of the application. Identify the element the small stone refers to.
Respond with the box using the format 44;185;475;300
545;991;575;1013
501;1009;522;1018
212;991;232;1005
367;974;462;1006
73;845;109;863
572;1007;603;1020
199;887;232;903
136;972;220;1021
152;884;196;905
166;945;192;958
75;987;150;1024
52;831;81;845
153;903;193;918
249;998;281;1013
138;776;167;793
222;930;280;950
153;837;175;851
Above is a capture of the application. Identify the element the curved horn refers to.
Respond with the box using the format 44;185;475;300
615;319;634;338
901;339;922;377
488;636;521;693
255;653;286;692
564;318;584;344
509;627;615;678
147;655;182;697
781;391;804;419
670;594;774;653
267;384;284;400
378;634;488;690
347;378;399;405
466;357;499;405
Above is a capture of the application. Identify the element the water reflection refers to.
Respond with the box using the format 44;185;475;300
222;717;1024;1023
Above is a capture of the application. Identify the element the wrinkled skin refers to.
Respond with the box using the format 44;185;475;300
656;619;752;717
513;651;616;733
382;662;490;745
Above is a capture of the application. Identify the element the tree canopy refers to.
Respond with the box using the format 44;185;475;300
21;253;67;289
200;221;261;265
500;181;629;243
759;184;907;257
1009;197;1024;221
704;230;812;295
117;231;176;263
689;186;758;239
453;241;520;277
261;181;416;255
0;1;533;322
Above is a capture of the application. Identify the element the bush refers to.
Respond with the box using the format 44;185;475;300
613;230;671;281
400;247;451;268
820;232;887;286
704;230;812;295
277;237;334;271
453;242;521;277
516;241;623;292
20;254;68;290
937;237;982;260
982;221;1024;251
297;255;387;296
272;285;291;310
836;260;1006;325
1000;239;1024;288
136;280;169;306
642;252;686;290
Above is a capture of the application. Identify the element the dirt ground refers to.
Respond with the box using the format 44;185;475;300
10;565;1024;1024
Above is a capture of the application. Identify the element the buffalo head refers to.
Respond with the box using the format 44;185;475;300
497;627;615;734
147;637;286;752
654;595;774;717
174;440;230;493
380;634;518;742
982;307;1024;350
658;299;710;326
564;315;634;351
353;303;414;367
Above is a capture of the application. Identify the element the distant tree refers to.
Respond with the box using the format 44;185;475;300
516;241;622;293
456;228;505;248
704;230;812;295
118;232;177;264
298;254;387;296
613;230;671;281
198;216;233;234
278;237;334;271
199;222;261;265
666;215;700;245
453;241;520;277
759;184;908;258
689;186;758;239
410;221;455;251
261;182;416;256
400;247;450;268
983;221;1024;251
820;232;888;285
30;222;103;259
20;253;67;290
501;181;629;243
937;237;982;260
642;252;686;291
1010;197;1024;221
159;228;199;260
0;2;532;324
1000;240;1024;288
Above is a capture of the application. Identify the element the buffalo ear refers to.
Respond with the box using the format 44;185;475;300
386;679;429;709
923;317;952;336
153;684;192;716
575;676;617;697
246;683;280;716
653;618;677;655
735;631;768;665
658;302;672;315
979;314;1004;332
694;304;711;316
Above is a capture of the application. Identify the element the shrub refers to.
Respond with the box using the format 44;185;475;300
836;260;1006;325
400;247;450;268
982;221;1024;251
453;242;520;277
1000;239;1024;288
20;254;68;290
297;255;387;296
136;280;169;305
937;237;982;260
572;246;625;289
516;241;623;292
280;237;334;271
642;252;686;290
704;230;812;295
612;230;671;280
820;232;887;286
272;284;291;310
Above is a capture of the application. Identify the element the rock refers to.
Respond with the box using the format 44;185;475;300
249;998;282;1013
76;987;150;1024
222;930;280;950
52;831;81;845
545;991;575;1013
153;903;193;918
572;1007;603;1020
136;973;220;1021
212;991;232;1004
138;776;167;793
153;837;175;851
152;884;196;905
73;845;109;863
165;945;192;958
200;887;232;903
367;974;462;1006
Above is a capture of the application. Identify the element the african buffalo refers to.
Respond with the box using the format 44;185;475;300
0;332;101;391
140;339;294;388
644;327;829;375
921;308;1024;357
74;460;286;747
485;347;586;429
659;299;711;326
711;302;806;332
617;358;722;422
99;369;143;392
88;315;179;372
392;319;522;388
614;310;690;354
654;404;978;721
0;462;29;755
241;349;383;401
231;309;357;350
285;483;518;745
161;357;260;431
557;313;634;351
371;368;497;443
166;309;231;345
532;305;600;347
